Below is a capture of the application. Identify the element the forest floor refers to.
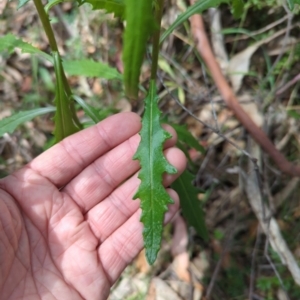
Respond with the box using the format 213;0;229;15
1;0;300;299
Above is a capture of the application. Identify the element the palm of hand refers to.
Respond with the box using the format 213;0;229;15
0;113;186;300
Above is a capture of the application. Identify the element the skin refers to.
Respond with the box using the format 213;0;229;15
0;112;186;300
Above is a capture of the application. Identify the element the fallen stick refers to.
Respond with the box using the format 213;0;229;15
189;5;300;177
243;139;300;286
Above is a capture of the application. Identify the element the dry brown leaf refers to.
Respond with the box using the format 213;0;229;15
197;103;221;126
186;116;203;138
109;273;149;300
146;277;182;300
0;0;8;15
168;280;193;299
193;282;204;300
115;98;132;112
190;252;209;281
267;36;297;56
209;8;228;72
228;42;263;92
135;249;151;274
21;76;32;93
0;108;11;120
238;94;263;127
228;30;291;92
92;79;103;95
172;252;191;282
277;288;289;300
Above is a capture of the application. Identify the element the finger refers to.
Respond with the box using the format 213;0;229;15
98;188;179;285
27;112;141;187
86;147;186;242
63;125;178;213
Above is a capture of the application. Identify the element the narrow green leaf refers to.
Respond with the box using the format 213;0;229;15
72;95;101;124
79;0;125;18
123;0;156;99
171;123;205;154
63;59;122;80
0;107;56;137
18;0;31;9
53;52;80;142
134;81;177;264
0;34;52;61
287;0;294;10
232;0;244;19
0;36;121;80
171;170;208;241
45;0;65;13
287;110;300;120
160;0;226;43
288;0;300;9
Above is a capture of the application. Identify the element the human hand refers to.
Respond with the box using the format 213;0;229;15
0;112;186;300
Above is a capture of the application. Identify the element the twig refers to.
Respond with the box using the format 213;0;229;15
225;15;289;43
158;74;259;166
249;227;262;300
276;73;300;95
189;4;300;177
265;4;293;81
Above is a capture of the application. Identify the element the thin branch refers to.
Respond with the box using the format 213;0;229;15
249;227;262;300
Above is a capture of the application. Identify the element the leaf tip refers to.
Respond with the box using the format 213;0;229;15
146;249;158;265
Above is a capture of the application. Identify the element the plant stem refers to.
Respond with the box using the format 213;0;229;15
32;0;82;129
150;0;164;80
32;0;58;51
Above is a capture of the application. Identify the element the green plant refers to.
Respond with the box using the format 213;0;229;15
1;0;270;264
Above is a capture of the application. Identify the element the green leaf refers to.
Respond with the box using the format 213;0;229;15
0;36;122;81
53;52;80;142
232;0;244;19
160;0;226;43
72;95;102;124
287;109;300;120
176;141;195;169
63;59;122;80
0;34;52;61
0;107;56;137
171;124;205;154
45;0;65;13
171;170;208;241
18;0;30;9
287;0;294;10
123;0;156;99
133;81;177;264
80;0;125;18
